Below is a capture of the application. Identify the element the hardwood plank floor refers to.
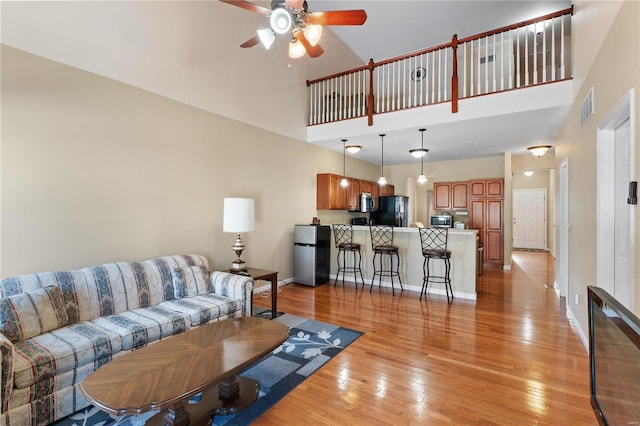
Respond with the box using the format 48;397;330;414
252;251;596;425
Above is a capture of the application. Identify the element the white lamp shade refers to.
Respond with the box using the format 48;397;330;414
288;39;306;58
223;198;255;233
257;28;275;50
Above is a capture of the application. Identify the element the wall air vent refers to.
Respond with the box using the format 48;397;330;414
581;88;594;127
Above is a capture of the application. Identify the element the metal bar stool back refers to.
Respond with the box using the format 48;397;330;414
369;225;403;295
332;224;364;288
419;227;453;303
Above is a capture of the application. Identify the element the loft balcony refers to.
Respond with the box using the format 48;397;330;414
306;7;573;152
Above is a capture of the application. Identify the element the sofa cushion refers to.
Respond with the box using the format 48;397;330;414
91;306;190;350
12;321;122;389
159;293;241;326
171;266;211;298
0;286;69;343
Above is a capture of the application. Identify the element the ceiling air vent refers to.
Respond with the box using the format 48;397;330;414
581;88;594;127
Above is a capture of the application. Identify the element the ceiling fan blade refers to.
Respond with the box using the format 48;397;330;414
294;30;324;58
218;0;271;15
305;10;367;26
240;35;260;48
285;0;304;9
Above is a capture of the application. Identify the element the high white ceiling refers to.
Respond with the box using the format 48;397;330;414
2;0;572;166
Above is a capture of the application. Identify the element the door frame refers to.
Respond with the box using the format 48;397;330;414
557;159;569;298
596;89;635;308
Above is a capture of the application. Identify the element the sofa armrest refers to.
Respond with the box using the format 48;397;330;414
0;334;14;413
210;271;254;317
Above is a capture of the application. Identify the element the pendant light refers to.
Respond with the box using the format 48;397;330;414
340;139;349;187
416;128;429;184
378;134;387;186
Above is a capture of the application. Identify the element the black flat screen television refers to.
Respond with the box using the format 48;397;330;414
587;286;640;426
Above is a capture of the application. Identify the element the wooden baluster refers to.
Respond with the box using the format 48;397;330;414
560;15;565;79
451;34;458;113
367;58;374;126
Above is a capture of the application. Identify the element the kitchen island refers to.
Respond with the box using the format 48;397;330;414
329;226;479;300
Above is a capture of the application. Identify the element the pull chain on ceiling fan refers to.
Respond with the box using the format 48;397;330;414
220;0;367;59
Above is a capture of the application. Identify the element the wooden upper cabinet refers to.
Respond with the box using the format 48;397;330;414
434;182;467;210
360;181;372;195
469;179;504;198
451;183;468;209
346;178;361;211
379;183;394;197
316;173;346;210
434;183;451;210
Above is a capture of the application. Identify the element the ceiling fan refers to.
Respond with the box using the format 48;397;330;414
220;0;367;59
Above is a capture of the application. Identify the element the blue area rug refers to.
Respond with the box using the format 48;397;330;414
53;313;363;426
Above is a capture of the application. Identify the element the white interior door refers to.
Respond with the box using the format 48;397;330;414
597;90;635;312
613;118;632;309
513;189;546;249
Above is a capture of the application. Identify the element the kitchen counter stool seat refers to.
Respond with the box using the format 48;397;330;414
332;224;365;288
369;225;403;295
419;227;453;304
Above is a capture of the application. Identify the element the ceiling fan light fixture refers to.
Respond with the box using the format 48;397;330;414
257;28;276;50
527;145;552;157
288;38;306;58
303;24;323;46
345;145;361;154
270;7;292;34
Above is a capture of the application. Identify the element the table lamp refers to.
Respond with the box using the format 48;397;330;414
223;198;255;271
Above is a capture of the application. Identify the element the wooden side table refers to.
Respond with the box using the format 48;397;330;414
230;267;279;319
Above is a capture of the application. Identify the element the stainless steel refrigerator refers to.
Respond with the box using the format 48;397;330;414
373;196;410;227
293;225;330;286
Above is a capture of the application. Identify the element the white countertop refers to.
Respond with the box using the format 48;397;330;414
351;225;478;235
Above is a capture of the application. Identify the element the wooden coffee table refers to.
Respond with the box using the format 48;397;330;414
80;317;289;426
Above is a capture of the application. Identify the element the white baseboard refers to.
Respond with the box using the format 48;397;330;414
566;303;589;353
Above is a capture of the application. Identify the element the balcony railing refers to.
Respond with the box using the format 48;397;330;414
307;7;573;126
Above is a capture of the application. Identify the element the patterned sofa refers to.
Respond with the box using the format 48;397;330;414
0;254;253;426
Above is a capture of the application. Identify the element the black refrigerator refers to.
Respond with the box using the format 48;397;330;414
372;196;409;227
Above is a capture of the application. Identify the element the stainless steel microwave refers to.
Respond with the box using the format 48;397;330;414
431;214;453;228
360;193;375;212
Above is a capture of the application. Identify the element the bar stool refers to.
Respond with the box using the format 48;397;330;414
419;227;453;304
369;225;403;295
332;224;364;288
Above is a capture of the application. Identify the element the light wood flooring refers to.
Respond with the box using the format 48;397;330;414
252;251;596;425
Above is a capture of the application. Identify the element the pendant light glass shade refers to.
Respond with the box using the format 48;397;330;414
345;145;361;154
416;128;429;184
288;39;306;58
340;139;349;187
257;28;276;50
378;134;387;186
304;24;323;46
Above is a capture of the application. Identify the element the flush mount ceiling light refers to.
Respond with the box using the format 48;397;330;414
340;139;349;188
524;171;534;177
416;128;429;184
527;145;552;157
378;134;387;186
270;7;292;34
346;145;361;154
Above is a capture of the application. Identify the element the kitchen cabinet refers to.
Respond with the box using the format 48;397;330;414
468;178;504;265
469;179;503;198
379;184;395;197
346;178;361;211
433;182;468;210
316;173;346;210
360;181;372;195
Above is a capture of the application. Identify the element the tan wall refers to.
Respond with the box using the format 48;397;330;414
0;46;373;279
555;0;640;335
